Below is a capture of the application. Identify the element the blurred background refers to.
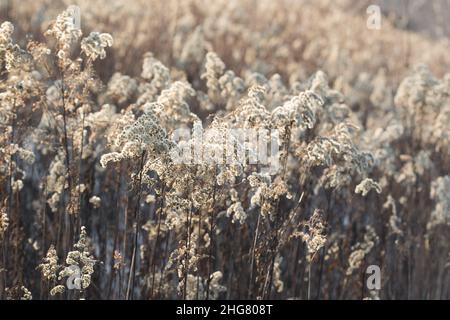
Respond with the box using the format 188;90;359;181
1;0;449;83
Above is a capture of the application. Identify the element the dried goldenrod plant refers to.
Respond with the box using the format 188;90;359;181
0;0;449;301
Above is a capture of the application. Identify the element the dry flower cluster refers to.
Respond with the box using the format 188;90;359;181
0;0;449;300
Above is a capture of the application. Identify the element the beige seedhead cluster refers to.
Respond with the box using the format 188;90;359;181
0;0;449;300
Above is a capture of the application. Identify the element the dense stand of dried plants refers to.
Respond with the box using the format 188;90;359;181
0;0;449;300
